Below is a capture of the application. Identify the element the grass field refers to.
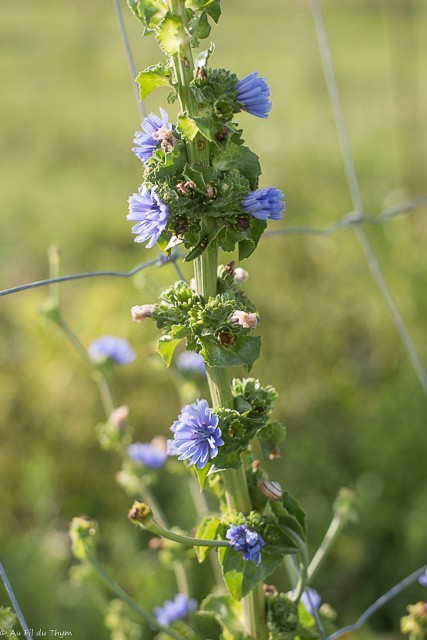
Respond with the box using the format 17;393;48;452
1;1;427;637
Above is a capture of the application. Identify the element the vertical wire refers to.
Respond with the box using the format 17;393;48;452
309;0;427;397
113;0;146;120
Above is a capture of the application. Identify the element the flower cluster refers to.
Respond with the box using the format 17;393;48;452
226;523;265;565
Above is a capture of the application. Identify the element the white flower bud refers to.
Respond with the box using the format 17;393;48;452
231;310;258;329
108;405;129;429
131;304;155;322
234;267;249;283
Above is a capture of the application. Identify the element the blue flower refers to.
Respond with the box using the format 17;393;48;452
168;399;224;469
419;569;427;588
127;442;167;469
226;524;265;566
242;187;285;221
235;72;272;118
132;108;173;163
154;593;197;626
176;351;206;376
127;185;169;249
88;336;136;365
300;588;322;615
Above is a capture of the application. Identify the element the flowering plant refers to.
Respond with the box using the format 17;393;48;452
3;1;425;640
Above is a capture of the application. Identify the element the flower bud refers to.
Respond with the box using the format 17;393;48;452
131;304;155;323
231;310;258;329
258;480;283;501
69;516;97;561
234;267;249;283
251;459;262;473
333;487;360;525
268;448;281;460
108;405;129;430
128;501;153;527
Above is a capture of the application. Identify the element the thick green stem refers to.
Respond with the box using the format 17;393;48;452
165;3;267;635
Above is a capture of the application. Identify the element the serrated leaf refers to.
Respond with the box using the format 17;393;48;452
270;494;307;541
136;65;170;100
199;335;261;370
191;116;215;141
194;516;220;562
128;0;166;28
218;546;281;601
157;335;183;366
177;115;199;141
189;10;211;43
185;0;221;22
212;143;261;189
157;14;185;55
257;420;286;457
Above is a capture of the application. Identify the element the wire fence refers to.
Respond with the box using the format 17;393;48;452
1;0;426;636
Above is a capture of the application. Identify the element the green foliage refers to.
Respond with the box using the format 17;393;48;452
152;281;260;371
0;607;18;636
194;515;220;561
200;593;248;640
136;64;171;100
104;599;142;640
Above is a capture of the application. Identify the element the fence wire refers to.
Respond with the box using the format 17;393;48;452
0;0;426;636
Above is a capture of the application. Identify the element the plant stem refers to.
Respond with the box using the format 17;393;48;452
307;514;343;583
165;3;267;635
87;553;185;640
139;517;229;548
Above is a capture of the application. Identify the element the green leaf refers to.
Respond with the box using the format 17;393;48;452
157;335;183;366
218;546;281;600
189;10;211;44
199;335;261;370
212;143;261;189
177;115;199;141
257;420;286;457
270;493;307;541
185;0;221;23
128;0;166;29
157;14;185;55
136;64;170;100
194;462;211;489
194;516;220;562
200;594;247;640
190;116;215;141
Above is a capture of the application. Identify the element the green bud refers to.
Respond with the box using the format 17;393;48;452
401;602;427;640
69;516;97;561
128;501;153;527
333;487;360;525
267;593;299;633
0;606;17;634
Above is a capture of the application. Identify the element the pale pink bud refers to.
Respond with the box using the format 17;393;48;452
131;304;155;323
234;267;249;283
231;310;258;329
108;405;129;429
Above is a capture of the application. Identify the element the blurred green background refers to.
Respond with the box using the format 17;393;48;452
1;0;427;637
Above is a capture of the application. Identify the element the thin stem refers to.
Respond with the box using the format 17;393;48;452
142;517;229;548
283;529;309;603
307;514;342;583
87;553;185;640
93;371;116;416
0;562;34;640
